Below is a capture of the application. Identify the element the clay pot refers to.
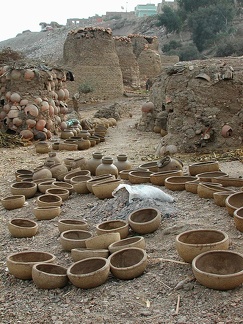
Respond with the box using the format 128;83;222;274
188;161;219;176
233;207;243;232
24;69;35;81
86;152;103;176
96;220;129;239
96;156;118;178
35;141;51;154
60;129;74;139
20;129;34;141
92;179;123;199
67;257;110;289
36;194;62;207
128;171;153;184
8;218;38;238
33;206;61;220
32;263;68;289
157;157;183;171
196;171;228;182
24;104;39;117
64;169;91;183
10;92;21;103
85;233;121;249
44;152;61;166
26;119;36;128
221;124;233;138
49;163;68;181
192;250;243;290
225;192;243;216
165;176;197;191
15;169;33;181
211;176;243;187
213;190;236;207
7;251;56;280
109;247;148;280
175;229;230;263
86;174;116;194
58;219;89;233
60;230;93;251
59;142;78;151
76;138;91;150
128;208;161;234
197;183;231;199
108;236;146;254
114;154;132;172
46;188;70;201
37;180;55;194
71;248;109;262
32;166;52;180
1;195;25;210
10;182;37;199
51;181;74;195
150;170;183;186
70;175;92;194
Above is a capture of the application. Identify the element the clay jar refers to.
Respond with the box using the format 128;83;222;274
44;152;61;166
60;129;74;139
114;154;132;172
35;141;51;154
87;152;103;176
96;156;118;178
32;166;52;181
49;163;68;181
76;138;91;150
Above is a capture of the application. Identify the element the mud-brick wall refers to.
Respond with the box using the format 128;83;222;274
114;36;140;89
63;27;124;100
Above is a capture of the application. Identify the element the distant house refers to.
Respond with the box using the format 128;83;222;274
134;4;157;17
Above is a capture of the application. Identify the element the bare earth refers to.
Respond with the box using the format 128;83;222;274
0;96;243;324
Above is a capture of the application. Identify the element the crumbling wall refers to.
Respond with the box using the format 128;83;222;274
138;57;243;153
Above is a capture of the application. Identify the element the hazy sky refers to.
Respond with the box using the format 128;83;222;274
0;0;173;42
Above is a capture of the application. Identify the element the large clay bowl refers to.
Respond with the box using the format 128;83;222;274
85;232;121;249
71;248;109;262
213;190;236;207
7;251;56;280
58;219;89;233
138;161;159;172
8;218;38;237
119;168;149;180
225;192;243;216
46;188;70;201
70;175;92;194
33;206;61;220
175;229;229;263
86;174;115;194
185;179;201;194
38;180;55;194
196;171;228;182
197;183;230;199
92;179;123;199
60;230;92;251
51;181;74;195
188;161;219;176
67;257;110;288
109;247;147;280
150;169;183;186
15;169;33;181
16;174;33;182
165;176;197;191
1;195;25;210
233;207;243;232
128;207;161;234
128;171;152;184
10;181;37;199
36;194;62;207
108;236;146;254
32;263;68;289
64;170;91;183
96;220;129;239
192;250;243;290
212;176;243;187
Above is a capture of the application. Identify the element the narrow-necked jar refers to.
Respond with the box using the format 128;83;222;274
96;156;118;178
86;152;103;176
114;154;132;172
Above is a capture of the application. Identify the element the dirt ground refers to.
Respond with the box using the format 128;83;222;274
0;96;243;324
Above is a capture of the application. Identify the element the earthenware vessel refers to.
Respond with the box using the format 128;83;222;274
114;154;132;172
96;156;118;178
108;236;146;254
192;250;243;290
196;171;228;182
226;192;243;216
60;129;74;139
150;169;183;186
7;251;56;280
165;176;197;191
157;156;183;171
109;247;148;280
37;180;55;194
128;171;152;184
128;208;161;234
51;181;74;194
46;188;70;201
96;220;129;239
15;169;33;181
197;183;230;199
64;169;91;183
44;152;61;166
10;181;37;199
60;230;93;251
36;194;62;207
57;219;89;233
67;257;110;289
32;263;68;289
188;161;219;176
70;175;92;194
175;229;230;263
33;206;61;220
49;163;68;181
86;174;115;193
213;190;236;207
92;179;123;199
85;233;121;249
8;218;38;237
138;161;158;172
71;248;109;262
32;166;52;181
35;141;51;154
211;176;243;187
1;195;25;210
233;207;243;232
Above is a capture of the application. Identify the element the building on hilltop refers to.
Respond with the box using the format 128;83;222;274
134;4;157;17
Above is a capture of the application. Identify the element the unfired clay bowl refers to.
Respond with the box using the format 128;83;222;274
188;161;219;176
71;248;109;262
96;219;129;239
8;218;38;237
128;207;161;234
32;263;68;289
60;230;93;251
108;236;146;254
150;169;183;186
57;219;89;233
165;176;197;191
225;192;243;216
233;207;243;232
1;195;25;210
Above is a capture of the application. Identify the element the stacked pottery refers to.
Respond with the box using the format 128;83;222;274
96;156;118;178
114;154;132;172
86;152;103;176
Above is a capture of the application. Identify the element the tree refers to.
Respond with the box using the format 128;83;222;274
157;6;182;34
178;0;235;13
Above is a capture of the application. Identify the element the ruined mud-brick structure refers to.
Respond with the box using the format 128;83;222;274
138;57;243;153
0;64;73;140
128;34;162;85
63;27;124;101
114;36;140;89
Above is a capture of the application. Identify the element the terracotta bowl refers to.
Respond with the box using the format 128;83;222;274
10;181;37;199
196;171;228;182
70;175;92;194
128;207;161;234
212;176;243;187
15;169;33;181
119;168;149;180
185;179;201;194
96;220;129;239
34;178;56;187
46;188;70;201
92;179;123;199
60;230;93;251
51;181;74;195
7;251;56;280
38;180;55;194
175;229;230;263
197;183;231;199
233;207;243;232
64;169;91;183
225;192;243;216
36;194;62;207
213;190;236;207
67;257;110;289
1;195;25;210
8;218;38;237
108;236;146;254
138;161;159;172
109;247;148;280
58;219;89;233
16;174;33;182
85;232;121;249
86;174;115;194
128;171;152;184
71;248;109;262
150;169;183;186
188;161;219;176
32;263;68;289
165;176;197;191
192;250;243;290
33;206;61;220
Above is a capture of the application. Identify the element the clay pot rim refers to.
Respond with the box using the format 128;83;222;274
128;207;161;225
176;229;229;247
32;262;67;275
233;207;243;220
67;257;109;276
8;218;38;228
108;247;147;270
7;251;56;265
61;229;92;240
96;220;128;231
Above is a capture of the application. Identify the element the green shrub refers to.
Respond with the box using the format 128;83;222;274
178;44;200;61
78;82;94;94
162;40;182;53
